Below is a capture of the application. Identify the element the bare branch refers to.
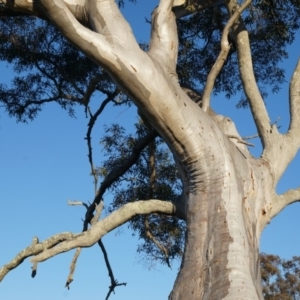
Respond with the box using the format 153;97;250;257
230;0;277;150
270;187;300;221
83;130;158;231
31;200;176;263
0;232;81;282
68;199;89;210
0;200;175;281
97;240;126;300
65;247;81;289
227;135;254;147
201;0;252;112
85;91;119;194
242;134;259;140
91;202;104;225
144;215;171;268
149;0;178;72
289;59;300;136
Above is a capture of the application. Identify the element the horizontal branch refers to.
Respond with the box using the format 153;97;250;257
33;200;176;262
0;232;81;282
0;200;176;282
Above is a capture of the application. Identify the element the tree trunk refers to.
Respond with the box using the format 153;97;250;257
169;135;272;299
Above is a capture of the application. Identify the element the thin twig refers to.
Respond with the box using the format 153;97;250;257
144;139;171;267
98;240;127;300
85;93;118;194
65;248;82;289
83;130;158;231
227;134;254;146
68;199;89;210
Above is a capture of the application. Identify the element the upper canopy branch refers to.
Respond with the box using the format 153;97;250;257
201;0;252;112
149;0;178;73
229;0;278;151
270;60;300;182
288;59;300;138
0;0;87;22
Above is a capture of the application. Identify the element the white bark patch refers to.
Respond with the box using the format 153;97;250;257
221;154;258;298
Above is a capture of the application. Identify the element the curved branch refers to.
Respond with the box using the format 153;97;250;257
0;232;81;282
33;200;176;263
0;200;176;282
201;0;251;112
269;187;300;221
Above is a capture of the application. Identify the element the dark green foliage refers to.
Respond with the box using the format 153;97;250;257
1;1;300;121
177;0;300;105
97;122;184;266
0;16;116;122
261;253;300;299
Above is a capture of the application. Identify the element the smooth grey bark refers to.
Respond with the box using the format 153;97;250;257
1;0;300;299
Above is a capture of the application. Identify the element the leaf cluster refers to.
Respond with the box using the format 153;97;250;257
0;16;116;121
177;0;300;105
261;253;300;300
97;122;185;266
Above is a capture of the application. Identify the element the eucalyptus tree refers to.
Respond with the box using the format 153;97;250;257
1;0;300;299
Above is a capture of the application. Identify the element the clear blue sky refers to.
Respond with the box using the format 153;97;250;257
0;1;299;299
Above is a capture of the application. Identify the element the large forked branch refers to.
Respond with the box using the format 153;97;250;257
201;0;252;112
0;200;176;281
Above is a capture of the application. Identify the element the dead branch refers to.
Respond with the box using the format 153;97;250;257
143;138;171;267
85;91;119;194
65;248;81;289
0;232;81;282
83;130;158;231
227;135;254;147
98;240;127;300
68;200;89;210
